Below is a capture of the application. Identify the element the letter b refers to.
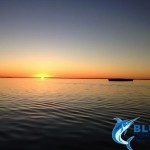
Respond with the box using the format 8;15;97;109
134;125;140;132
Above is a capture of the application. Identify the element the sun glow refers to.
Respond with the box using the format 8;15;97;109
34;73;51;79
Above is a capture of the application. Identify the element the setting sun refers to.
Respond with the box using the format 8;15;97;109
34;73;51;79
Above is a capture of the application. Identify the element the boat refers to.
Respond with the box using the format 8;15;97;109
108;78;134;81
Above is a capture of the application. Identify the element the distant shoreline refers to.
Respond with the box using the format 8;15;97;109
0;77;150;80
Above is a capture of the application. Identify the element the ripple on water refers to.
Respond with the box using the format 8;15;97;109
0;79;150;149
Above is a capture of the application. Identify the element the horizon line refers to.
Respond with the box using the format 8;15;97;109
0;77;150;80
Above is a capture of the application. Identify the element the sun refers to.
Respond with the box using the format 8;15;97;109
34;73;51;79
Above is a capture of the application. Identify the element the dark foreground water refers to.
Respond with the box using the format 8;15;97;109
0;79;150;150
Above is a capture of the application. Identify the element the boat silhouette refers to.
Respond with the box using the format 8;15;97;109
108;78;133;81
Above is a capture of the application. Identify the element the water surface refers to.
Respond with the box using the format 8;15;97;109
0;79;150;150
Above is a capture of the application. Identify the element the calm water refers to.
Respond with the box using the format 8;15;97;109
0;79;150;150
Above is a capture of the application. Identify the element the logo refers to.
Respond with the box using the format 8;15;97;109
112;117;139;150
134;124;150;142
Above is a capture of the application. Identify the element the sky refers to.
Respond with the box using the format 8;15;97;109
0;0;150;79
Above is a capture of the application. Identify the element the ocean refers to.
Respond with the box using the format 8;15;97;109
0;78;150;150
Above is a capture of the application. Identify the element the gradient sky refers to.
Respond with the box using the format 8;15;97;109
0;0;150;78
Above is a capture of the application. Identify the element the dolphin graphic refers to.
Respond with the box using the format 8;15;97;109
112;117;139;150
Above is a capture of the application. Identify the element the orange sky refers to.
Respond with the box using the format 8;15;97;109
0;1;150;79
